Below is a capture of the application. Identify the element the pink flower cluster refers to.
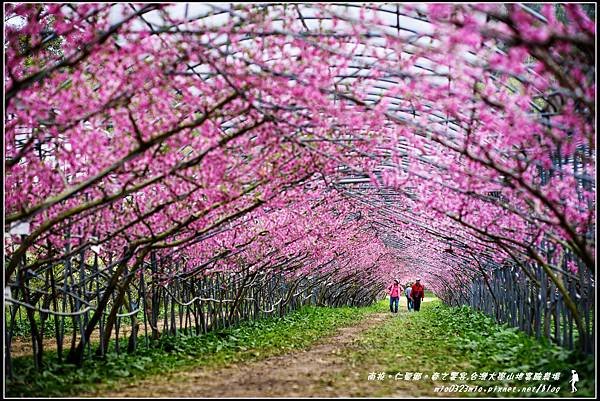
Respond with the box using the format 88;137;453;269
4;4;594;294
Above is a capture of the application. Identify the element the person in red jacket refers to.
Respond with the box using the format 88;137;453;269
411;279;425;311
387;279;403;314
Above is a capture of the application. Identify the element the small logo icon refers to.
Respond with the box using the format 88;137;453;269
570;370;579;393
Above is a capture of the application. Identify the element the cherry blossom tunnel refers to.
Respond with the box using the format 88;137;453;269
4;3;596;373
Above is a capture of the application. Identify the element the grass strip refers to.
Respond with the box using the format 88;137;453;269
339;299;594;397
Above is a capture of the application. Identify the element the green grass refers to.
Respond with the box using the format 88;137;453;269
6;302;381;397
340;299;594;397
8;299;594;398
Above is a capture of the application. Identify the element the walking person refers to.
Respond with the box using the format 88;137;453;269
405;283;413;311
411;279;425;312
388;279;402;314
570;370;579;393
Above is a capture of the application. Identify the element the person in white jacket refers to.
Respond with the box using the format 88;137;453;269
405;284;413;311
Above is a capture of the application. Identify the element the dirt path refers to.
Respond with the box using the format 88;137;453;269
96;311;393;398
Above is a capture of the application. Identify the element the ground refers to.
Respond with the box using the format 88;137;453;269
98;312;390;397
9;298;594;398
92;299;438;398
